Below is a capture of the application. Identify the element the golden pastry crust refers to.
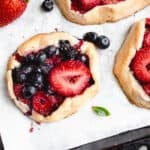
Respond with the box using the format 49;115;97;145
55;0;150;25
6;32;99;122
114;19;150;109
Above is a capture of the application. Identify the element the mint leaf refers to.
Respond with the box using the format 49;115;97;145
92;106;110;116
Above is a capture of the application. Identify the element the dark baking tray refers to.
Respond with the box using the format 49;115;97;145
72;126;150;150
0;126;150;150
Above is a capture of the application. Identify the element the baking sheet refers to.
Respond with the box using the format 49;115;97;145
0;1;150;150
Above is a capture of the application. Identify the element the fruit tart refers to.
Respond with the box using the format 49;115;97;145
55;0;150;25
6;32;99;122
114;18;150;109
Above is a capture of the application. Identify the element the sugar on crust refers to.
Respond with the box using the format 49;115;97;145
6;32;99;122
55;0;150;25
114;19;150;109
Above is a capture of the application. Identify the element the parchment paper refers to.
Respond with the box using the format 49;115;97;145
0;1;150;150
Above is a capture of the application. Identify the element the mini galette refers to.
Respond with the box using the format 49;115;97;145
114;18;150;109
6;32;99;122
55;0;150;25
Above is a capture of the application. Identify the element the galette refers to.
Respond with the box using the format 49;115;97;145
6;32;99;122
114;18;150;109
55;0;150;25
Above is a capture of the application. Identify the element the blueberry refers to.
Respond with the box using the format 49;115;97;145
95;35;110;49
39;64;53;74
36;66;42;73
76;54;89;65
32;73;44;88
23;53;35;64
41;0;53;12
18;73;27;83
23;85;36;99
22;66;33;74
12;68;27;83
83;32;98;43
45;46;59;57
36;52;47;63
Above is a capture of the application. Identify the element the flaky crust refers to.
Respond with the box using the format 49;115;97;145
114;19;150;109
55;0;150;25
6;32;99;122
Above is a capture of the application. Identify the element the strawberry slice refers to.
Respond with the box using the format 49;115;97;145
32;91;59;115
49;60;91;97
143;30;150;47
79;0;100;11
0;0;27;27
143;84;150;96
131;47;150;83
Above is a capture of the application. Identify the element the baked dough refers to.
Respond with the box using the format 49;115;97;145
55;0;150;25
6;32;99;122
114;19;150;109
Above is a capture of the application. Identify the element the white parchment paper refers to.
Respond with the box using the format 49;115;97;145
0;1;150;150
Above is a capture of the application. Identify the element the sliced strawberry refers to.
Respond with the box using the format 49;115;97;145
32;91;59;115
0;0;27;27
49;60;91;97
143;84;150;96
131;47;150;83
143;30;150;47
79;0;100;11
13;84;30;105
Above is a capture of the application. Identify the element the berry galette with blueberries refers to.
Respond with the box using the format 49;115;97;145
6;32;99;122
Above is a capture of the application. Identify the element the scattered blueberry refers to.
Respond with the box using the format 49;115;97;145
41;0;54;12
95;35;110;49
83;32;98;43
23;85;36;99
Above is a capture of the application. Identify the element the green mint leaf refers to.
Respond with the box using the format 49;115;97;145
92;106;110;116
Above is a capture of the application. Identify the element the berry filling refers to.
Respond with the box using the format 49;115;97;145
71;0;125;14
130;18;150;96
12;40;94;116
